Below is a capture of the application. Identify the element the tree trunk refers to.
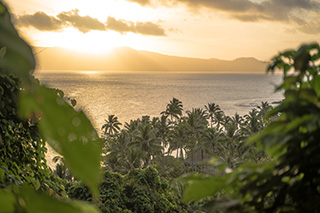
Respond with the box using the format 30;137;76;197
176;144;179;158
180;147;184;159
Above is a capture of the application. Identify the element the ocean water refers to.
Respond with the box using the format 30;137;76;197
34;71;283;131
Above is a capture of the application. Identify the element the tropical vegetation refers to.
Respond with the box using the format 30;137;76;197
182;43;320;212
1;0;320;212
102;98;273;176
0;2;101;212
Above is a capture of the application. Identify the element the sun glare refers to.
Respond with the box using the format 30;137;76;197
28;26;160;56
57;29;122;54
80;71;100;75
46;27;159;55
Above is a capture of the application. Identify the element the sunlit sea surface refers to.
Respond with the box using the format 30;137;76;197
34;71;283;131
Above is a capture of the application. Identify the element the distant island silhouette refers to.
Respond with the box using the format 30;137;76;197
34;46;268;72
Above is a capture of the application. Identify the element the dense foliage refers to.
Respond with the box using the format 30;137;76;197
67;167;188;212
0;2;101;212
182;43;320;212
102;99;273;177
3;0;320;212
0;73;60;192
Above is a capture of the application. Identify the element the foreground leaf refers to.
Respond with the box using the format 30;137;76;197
0;2;35;84
0;189;15;212
182;174;227;202
19;84;102;197
20;185;100;213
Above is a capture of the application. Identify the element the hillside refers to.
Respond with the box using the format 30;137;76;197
34;47;268;72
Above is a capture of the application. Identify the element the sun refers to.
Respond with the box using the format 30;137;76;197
25;28;124;54
56;29;123;54
26;26;158;56
52;28;157;55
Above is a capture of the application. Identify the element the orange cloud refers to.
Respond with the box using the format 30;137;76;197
128;0;320;34
15;11;62;31
15;9;166;36
57;9;106;33
106;17;166;36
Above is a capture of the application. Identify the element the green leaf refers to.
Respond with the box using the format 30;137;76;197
299;89;317;104
284;90;298;102
19;84;102;197
283;76;298;89
0;167;4;182
294;45;311;72
0;2;35;84
311;75;320;97
0;189;15;212
0;46;6;57
281;50;296;58
182;174;227;202
285;115;314;133
20;185;100;213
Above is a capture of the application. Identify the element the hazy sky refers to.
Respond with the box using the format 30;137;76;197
4;0;320;60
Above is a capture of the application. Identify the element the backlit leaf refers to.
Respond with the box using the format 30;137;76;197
294;45;311;72
0;189;15;212
19;84;102;197
0;2;35;84
182;174;226;202
299;89;317;104
0;46;6;57
20;185;100;213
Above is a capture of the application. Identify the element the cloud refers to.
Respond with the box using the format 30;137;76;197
135;21;166;36
106;17;134;33
15;11;62;31
128;0;320;34
177;0;257;12
106;17;166;36
57;9;106;33
127;0;151;6
229;0;320;22
15;9;166;36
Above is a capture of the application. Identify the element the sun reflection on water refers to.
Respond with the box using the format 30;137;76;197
80;71;100;75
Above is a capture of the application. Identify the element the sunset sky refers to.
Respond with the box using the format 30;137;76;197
4;0;320;60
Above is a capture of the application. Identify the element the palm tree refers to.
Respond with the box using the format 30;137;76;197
141;115;151;124
161;97;183;124
184;111;208;171
213;110;225;129
232;112;243;128
131;123;163;166
105;130;130;170
168;124;187;159
257;101;273;127
101;114;122;135
53;156;73;180
219;120;244;169
124;119;139;133
201;127;222;156
152;115;170;149
205;103;221;128
124;148;145;171
187;108;208;120
105;129;148;173
151;115;171;173
242;109;262;136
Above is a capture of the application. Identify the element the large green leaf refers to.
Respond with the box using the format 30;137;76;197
294;44;311;72
19;84;102;197
0;2;35;84
182;174;227;202
20;185;100;213
0;189;15;212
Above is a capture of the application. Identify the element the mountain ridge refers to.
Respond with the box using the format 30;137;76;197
34;46;268;72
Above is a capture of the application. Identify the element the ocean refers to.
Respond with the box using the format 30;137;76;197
34;71;283;131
